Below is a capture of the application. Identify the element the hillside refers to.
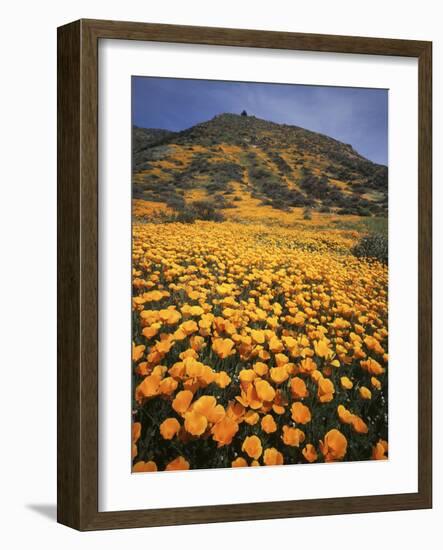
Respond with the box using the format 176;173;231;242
133;127;175;172
132;113;388;218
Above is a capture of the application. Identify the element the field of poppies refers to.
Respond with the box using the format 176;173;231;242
131;215;388;472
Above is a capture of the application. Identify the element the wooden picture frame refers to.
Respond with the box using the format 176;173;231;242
57;18;432;530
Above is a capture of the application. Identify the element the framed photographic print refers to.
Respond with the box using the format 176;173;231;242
57;19;432;530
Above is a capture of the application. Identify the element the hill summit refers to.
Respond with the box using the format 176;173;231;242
133;113;388;217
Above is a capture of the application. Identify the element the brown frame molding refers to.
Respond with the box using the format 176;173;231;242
57;19;432;530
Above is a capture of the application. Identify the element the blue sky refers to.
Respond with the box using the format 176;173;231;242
132;77;388;166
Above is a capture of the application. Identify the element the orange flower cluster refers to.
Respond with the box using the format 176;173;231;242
131;220;388;472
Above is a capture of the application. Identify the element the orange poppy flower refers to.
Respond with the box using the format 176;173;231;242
290;377;308;399
351;415;369;434
360;357;385;376
242;435;263;459
212;337;235;359
184;357;203;379
270;366;289;384
212;416;239;446
155;338;174;355
199;365;216;386
282;426;305;447
244;410;260;425
190;335;205;351
320;429;347;462
132;460;157;472
236;383;263;410
159;417;181;440
298;357;317;374
337;404;354;424
142;325;160;340
165;456;190;471
172;390;193;414
179;348;198;360
180;320;199;335
132;422;141;444
184;410;208;436
261;414;277;434
340;376;353;389
132;343;146;362
135;373;162;401
250;329;265;344
291;402;311;424
269;337;284;353
253;362;269;376
255;379;276;402
359;386;372;400
258;349;271;361
302;444;318;463
168;361;186;379
226;401;245;421
215;371;231;388
263;447;284;466
162;309;182;325
372;439;388;460
192;395;217;418
364;335;384;355
231;457;248;468
239;369;256;384
158;376;178;395
317;377;335;403
274;353;289;368
132;422;141;458
272;390;287;415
